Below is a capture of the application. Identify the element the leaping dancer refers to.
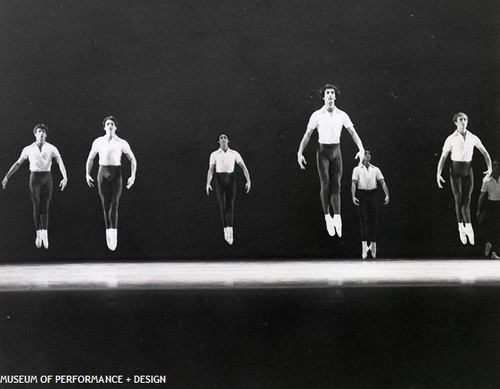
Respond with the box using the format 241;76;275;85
86;116;137;251
2;124;68;248
297;84;364;237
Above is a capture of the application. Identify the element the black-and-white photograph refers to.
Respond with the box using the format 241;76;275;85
0;0;499;387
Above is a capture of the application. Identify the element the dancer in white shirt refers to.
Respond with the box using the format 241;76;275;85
2;124;68;248
297;84;364;238
436;112;492;245
86;116;137;251
206;134;251;245
351;149;389;259
477;160;500;258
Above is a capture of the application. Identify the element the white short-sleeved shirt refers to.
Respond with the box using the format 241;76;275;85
352;164;384;190
307;106;354;144
481;177;500;201
92;135;132;166
20;142;61;172
442;131;482;162
209;148;242;173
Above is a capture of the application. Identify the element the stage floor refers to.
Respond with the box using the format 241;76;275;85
1;259;500;291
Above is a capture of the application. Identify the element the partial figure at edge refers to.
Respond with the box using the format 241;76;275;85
477;160;500;259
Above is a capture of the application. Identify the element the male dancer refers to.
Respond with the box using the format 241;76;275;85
477;160;500;258
2;124;68;248
351;149;389;259
206;134;251;245
437;112;491;245
86;116;137;251
297;84;364;237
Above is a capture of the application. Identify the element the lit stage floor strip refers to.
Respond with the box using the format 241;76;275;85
1;260;500;290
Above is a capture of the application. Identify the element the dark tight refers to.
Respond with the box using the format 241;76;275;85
29;172;53;230
357;189;378;242
482;200;500;251
215;173;236;227
98;166;122;229
449;161;473;223
316;143;342;215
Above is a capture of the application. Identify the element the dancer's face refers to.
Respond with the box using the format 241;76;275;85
34;127;47;143
218;134;229;148
104;120;117;136
323;88;336;106
454;115;468;132
363;150;371;163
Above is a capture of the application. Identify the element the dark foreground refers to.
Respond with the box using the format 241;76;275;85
0;286;499;388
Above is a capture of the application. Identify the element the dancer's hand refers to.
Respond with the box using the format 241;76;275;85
297;154;307;169
2;177;7;190
206;183;212;195
245;181;251;193
483;169;492;183
384;196;390;205
352;196;359;206
59;178;67;191
355;148;365;164
436;174;445;188
86;174;94;188
126;176;135;189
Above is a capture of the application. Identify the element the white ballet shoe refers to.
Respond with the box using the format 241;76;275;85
464;223;474;245
362;242;369;259
107;229;117;251
333;214;342;238
41;230;48;249
325;214;335;236
35;230;42;249
458;224;467;245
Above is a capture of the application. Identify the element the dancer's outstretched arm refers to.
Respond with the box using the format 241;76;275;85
206;163;215;195
380;179;390;205
237;159;251;193
346;125;365;163
56;156;68;191
2;154;26;189
85;142;98;188
476;142;492;181
124;148;137;189
351;179;359;205
297;128;314;169
436;149;449;188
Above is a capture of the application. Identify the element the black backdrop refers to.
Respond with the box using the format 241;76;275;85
0;0;498;262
